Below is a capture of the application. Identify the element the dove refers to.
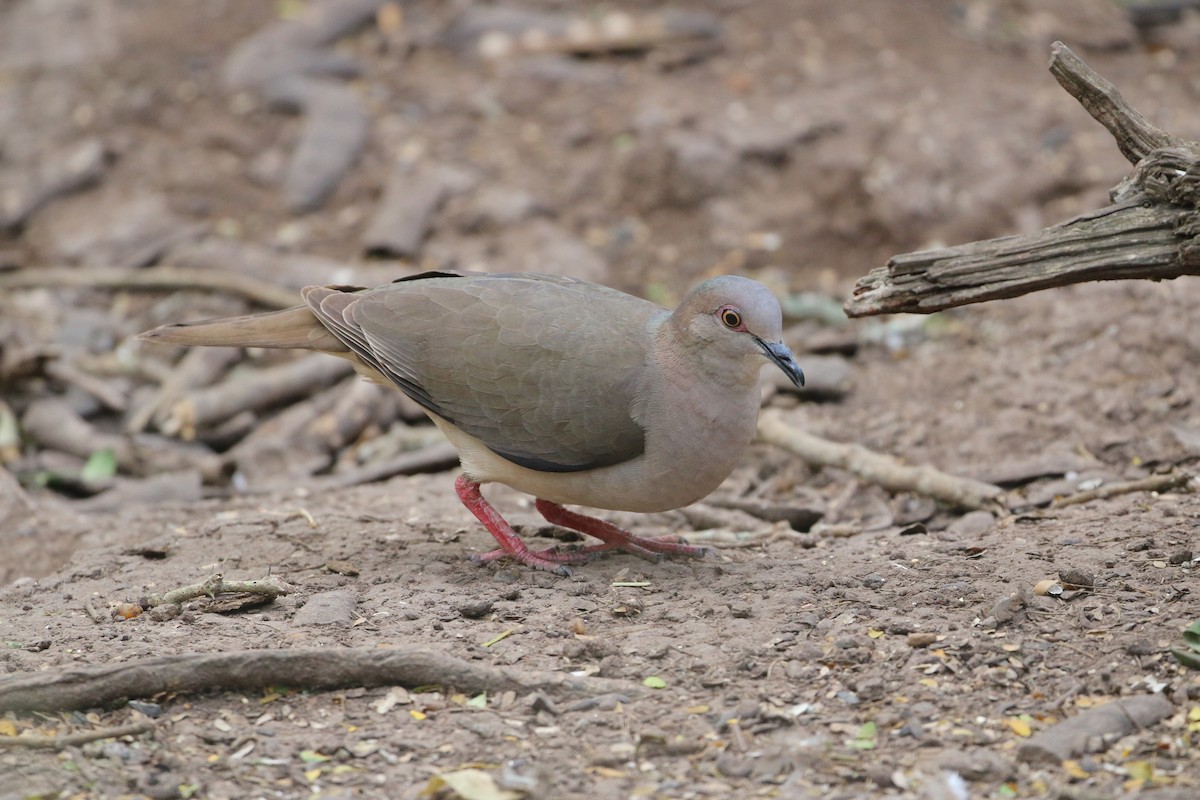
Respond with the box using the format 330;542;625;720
140;271;804;574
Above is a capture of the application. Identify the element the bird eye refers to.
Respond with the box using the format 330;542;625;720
718;306;743;329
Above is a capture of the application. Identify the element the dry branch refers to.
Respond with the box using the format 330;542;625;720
1047;42;1183;165
845;42;1200;317
0;266;298;309
161;354;354;439
1017;694;1175;765
0;647;644;713
1051;471;1191;509
127;347;242;434
757;411;1004;511
143;573;292;609
310;440;461;490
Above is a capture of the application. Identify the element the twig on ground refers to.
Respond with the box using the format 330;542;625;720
310;441;460;490
223;377;396;489
83;597;105;624
0;266;298;309
143;573;293;609
0;647;645;713
1051;471;1191;509
127;347;242;434
21;398;226;482
0;721;155;750
1017;694;1175;765
681;523;817;549
44;360;129;412
757;410;1005;512
160;354;353;439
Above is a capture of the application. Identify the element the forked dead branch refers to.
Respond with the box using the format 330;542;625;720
845;42;1200;317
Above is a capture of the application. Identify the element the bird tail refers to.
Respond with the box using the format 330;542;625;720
138;306;348;352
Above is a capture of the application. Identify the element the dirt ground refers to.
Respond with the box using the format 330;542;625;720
4;1;1200;798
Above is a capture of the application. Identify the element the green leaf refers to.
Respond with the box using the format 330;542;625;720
467;692;487;709
298;749;330;763
1181;620;1200;651
1171;648;1200;670
846;720;878;750
642;676;667;689
81;448;117;483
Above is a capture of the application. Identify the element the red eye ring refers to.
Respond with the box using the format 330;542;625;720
718;305;744;330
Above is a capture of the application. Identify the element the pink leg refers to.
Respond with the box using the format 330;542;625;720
455;475;577;576
534;500;712;563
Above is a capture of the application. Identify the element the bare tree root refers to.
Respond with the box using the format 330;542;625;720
0;647;644;713
757;411;1005;512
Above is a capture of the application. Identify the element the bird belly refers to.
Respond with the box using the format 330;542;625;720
428;397;756;513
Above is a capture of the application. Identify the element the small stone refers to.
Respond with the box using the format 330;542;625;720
147;604;179;622
907;632;939;648
128;700;162;718
861;573;886;590
1058;568;1095;588
946;511;995;538
528;692;560;716
856;676;885;702
457;598;494;619
728;602;753;618
292;590;357;626
1168;549;1194;565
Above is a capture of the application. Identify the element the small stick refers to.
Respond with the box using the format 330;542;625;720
83;597;105;624
0;721;154;750
681;525;816;549
310;441;460;490
143;573;292;609
127;347;241;434
0;266;298;309
44;361;128;412
757;410;1005;511
1017;694;1174;765
1051;472;1191;509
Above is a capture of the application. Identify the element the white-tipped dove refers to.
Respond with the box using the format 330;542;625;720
140;271;804;575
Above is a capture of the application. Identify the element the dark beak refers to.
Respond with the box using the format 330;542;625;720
757;338;805;388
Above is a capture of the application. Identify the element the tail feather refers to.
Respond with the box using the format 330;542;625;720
138;306;347;352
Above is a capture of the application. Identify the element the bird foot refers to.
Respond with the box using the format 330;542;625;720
535;500;714;563
454;476;712;576
456;476;576;576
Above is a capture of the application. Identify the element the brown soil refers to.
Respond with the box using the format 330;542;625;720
3;1;1200;798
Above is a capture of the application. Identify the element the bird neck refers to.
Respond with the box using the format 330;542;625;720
655;316;760;392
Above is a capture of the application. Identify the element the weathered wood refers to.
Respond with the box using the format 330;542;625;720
1047;41;1183;166
845;42;1200;318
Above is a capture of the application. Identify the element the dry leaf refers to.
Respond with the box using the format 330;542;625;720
420;769;521;800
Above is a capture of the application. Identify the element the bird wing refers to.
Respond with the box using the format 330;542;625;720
305;272;663;472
